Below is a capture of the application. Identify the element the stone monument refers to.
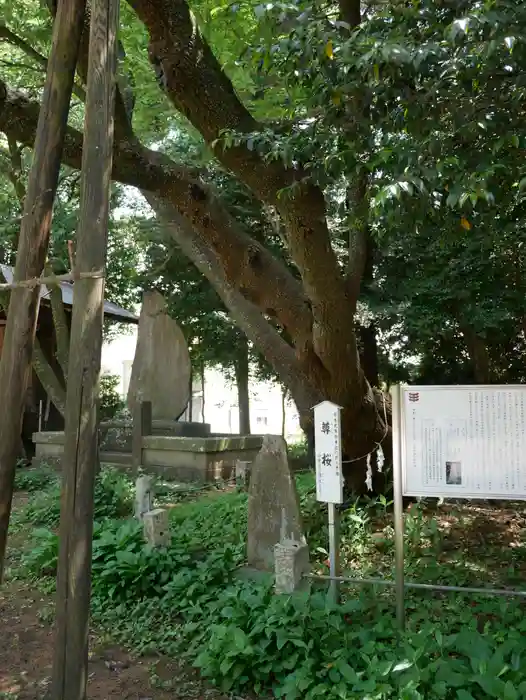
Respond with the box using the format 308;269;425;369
247;435;306;572
127;290;191;421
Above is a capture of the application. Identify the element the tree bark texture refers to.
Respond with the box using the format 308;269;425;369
463;326;492;384
0;0;86;582
45;264;70;380
235;335;251;435
51;0;118;697
32;338;66;416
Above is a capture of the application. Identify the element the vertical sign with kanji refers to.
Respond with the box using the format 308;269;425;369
313;401;343;503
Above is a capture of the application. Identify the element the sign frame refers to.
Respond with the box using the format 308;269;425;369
393;383;526;501
391;383;526;629
313;400;344;505
312;400;344;601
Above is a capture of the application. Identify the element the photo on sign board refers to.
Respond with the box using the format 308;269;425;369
445;461;462;485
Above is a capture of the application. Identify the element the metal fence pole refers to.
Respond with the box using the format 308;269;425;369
328;502;341;603
391;385;405;630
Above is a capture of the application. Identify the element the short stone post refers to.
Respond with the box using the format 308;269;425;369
135;474;154;521
132;400;152;473
143;508;171;548
274;539;310;594
235;460;251;489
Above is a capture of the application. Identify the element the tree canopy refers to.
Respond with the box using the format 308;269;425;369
1;0;525;489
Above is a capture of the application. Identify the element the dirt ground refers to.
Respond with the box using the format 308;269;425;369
0;580;240;700
0;580;241;700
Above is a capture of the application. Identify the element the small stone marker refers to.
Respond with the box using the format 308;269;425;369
135;474;154;520
235;460;251;489
247;435;306;571
143;508;171;548
274;539;310;594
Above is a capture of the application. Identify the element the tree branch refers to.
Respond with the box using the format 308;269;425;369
146;193;322;414
0;23;86;101
44;264;69;380
0;77;313;353
346;170;369;311
32;338;66;417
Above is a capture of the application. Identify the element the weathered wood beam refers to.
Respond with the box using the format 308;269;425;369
51;0;119;696
0;0;86;583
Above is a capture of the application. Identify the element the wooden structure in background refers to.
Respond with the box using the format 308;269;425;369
0;265;137;452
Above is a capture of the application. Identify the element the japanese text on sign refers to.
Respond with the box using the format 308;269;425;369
313;401;343;503
394;385;526;500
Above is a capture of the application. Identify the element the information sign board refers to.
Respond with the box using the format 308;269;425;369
313;401;343;503
393;385;526;499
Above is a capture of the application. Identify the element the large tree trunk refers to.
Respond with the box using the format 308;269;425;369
234;336;251;435
360;324;379;388
462;326;492;383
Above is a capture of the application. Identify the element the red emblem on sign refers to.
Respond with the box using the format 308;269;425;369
408;392;419;403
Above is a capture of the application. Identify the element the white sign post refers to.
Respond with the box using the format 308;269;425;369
391;384;526;629
313;401;344;601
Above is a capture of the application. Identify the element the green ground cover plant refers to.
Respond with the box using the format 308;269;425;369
10;467;526;699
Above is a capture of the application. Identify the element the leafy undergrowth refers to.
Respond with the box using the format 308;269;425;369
10;466;526;699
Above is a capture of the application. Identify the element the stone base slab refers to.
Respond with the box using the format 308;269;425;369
32;431;264;482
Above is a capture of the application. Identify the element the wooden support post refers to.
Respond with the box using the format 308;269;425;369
0;0;86;583
132;400;153;473
51;1;119;698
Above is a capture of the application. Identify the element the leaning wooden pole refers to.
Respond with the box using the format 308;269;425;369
51;0;119;698
0;0;86;582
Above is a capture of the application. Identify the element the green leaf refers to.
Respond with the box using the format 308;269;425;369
336;661;359;683
393;660;413;673
503;682;519;700
474;674;506;698
456;691;476;700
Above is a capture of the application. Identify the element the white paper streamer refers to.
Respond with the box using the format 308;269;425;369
365;453;373;491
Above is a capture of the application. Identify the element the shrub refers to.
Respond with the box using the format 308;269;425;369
21;466;133;529
99;372;125;421
14;464;58;492
93;467;134;520
287;438;310;471
21;527;60;576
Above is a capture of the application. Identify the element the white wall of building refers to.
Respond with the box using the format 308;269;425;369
100;329;136;397
101;328;303;442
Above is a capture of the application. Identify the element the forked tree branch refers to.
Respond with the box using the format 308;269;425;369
0;23;86;100
0;77;313;353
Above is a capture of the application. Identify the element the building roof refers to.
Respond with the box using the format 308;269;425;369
0;265;138;323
